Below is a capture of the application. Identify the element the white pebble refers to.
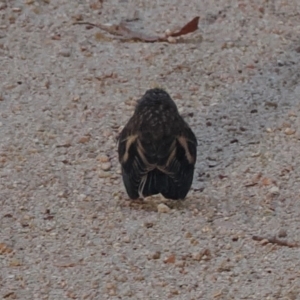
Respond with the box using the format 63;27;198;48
98;154;109;163
157;203;171;213
101;162;111;171
269;186;280;195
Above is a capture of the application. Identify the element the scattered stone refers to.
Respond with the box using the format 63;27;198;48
165;28;172;36
78;194;87;201
57;190;68;198
122;236;130;243
99;171;111;178
20;215;31;227
164;253;176;264
148;251;161;260
144;222;154;228
192;252;204;261
278;229;287;238
167;36;176;43
58;48;71;57
288;111;297;117
9;258;22;267
0;3;7;9
0;243;13;255
269;186;280;195
98;154;110;163
134;275;145;281
259;239;270;246
121;286;133;297
78;136;90;144
284;128;296;135
185;231;192;238
157;203;170;213
101;162;111;171
72;96;80;102
175;260;185;268
12;7;22;12
261;177;272;186
106;282;116;291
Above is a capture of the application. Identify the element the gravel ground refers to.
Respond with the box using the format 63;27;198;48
1;0;300;299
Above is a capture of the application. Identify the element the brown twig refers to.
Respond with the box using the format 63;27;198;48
252;235;298;248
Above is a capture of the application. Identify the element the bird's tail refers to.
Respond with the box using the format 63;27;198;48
141;169;181;200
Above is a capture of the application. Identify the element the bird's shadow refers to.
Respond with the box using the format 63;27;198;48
189;40;300;195
117;193;193;212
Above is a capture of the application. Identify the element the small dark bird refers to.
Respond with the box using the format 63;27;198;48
118;88;197;200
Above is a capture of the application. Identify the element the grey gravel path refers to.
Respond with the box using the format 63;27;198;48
1;0;300;299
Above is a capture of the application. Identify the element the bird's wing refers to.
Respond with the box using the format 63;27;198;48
153;124;197;199
118;122;154;199
158;123;197;182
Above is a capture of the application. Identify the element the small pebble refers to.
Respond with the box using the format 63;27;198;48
165;28;172;36
78;194;87;201
288;110;297;117
98;154;110;163
284;128;296;135
157;203;171;213
164;253;176;264
9;258;22;267
269;186;280;195
106;282;116;290
12;7;22;12
99;171;111;178
148;251;161;260
259;239;269;246
101;162;111;171
72;96;80;102
167;36;176;43
278;229;287;238
121;286;133;297
58;48;71;57
192;252;203;261
78;136;90;144
123;236;130;243
175;260;185;268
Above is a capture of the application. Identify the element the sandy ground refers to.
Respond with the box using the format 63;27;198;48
1;0;300;299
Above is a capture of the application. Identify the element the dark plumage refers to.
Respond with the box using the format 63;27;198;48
118;88;197;200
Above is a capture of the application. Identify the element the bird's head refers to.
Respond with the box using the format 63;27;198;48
135;88;178;114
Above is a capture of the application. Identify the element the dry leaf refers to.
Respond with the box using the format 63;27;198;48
75;16;200;43
169;16;200;37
